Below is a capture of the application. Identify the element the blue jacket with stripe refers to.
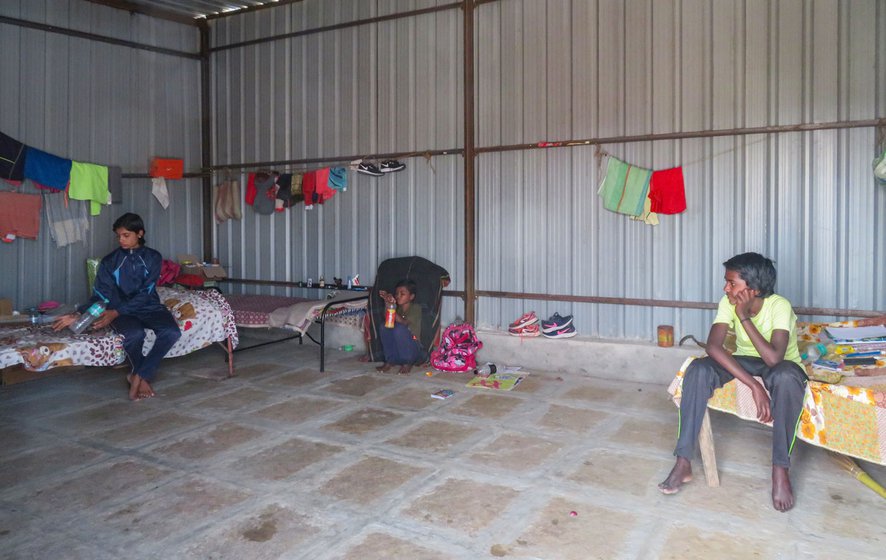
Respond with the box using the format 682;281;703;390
87;245;165;315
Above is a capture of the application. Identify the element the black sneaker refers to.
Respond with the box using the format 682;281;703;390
379;160;405;173
357;162;383;176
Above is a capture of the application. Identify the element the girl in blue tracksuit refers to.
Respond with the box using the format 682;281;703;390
54;213;180;400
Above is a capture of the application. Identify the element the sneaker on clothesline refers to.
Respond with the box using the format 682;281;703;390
357;162;384;177
542;324;577;339
509;311;539;330
379;160;406;173
541;312;573;334
509;323;540;337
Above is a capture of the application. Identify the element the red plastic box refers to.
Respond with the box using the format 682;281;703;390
150;158;184;179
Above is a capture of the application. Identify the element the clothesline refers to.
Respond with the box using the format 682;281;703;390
1;130;115;216
208;148;462;173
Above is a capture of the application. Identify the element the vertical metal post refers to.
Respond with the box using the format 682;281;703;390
199;21;213;262
462;0;476;325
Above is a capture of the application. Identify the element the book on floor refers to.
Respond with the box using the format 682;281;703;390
465;372;525;391
431;389;455;399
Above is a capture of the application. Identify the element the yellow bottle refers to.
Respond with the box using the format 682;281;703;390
384;302;397;328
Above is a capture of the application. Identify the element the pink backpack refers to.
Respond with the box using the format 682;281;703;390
430;322;483;372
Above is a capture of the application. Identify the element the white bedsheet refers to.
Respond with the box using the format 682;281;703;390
268;291;368;335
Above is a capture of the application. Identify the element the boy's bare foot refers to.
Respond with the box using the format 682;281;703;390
376;363;393;373
398;365;412;375
772;465;795;512
358;354;370;363
658;457;693;494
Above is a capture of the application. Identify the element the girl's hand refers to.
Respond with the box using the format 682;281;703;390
92;309;119;330
52;313;78;332
734;288;756;320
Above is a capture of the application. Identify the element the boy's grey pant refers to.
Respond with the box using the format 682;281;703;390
674;356;807;468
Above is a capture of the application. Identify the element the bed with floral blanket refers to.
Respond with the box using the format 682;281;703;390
0;287;239;374
668;320;886;466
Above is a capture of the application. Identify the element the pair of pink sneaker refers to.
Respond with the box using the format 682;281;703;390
509;311;577;338
508;311;540;337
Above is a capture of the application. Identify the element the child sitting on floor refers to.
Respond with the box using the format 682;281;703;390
376;279;423;374
658;252;807;512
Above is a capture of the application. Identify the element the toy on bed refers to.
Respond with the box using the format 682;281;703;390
0;287;239;375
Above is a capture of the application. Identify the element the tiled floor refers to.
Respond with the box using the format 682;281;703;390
2;336;885;559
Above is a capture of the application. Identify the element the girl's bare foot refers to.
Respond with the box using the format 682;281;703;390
128;374;155;400
772;466;795;512
398;365;413;375
138;379;155;399
376;363;393;372
128;373;143;400
658;457;693;494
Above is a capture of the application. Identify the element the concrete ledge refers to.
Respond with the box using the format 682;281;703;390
474;328;701;385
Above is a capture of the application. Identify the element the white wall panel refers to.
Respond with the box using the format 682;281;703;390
0;1;202;311
211;0;465;325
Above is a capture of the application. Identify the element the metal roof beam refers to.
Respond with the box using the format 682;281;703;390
203;0;306;21
85;0;200;26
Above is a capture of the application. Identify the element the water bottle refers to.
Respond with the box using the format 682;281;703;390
70;301;106;334
384;301;397;328
319;276;325;288
347;276;353;290
473;363;497;377
802;343;828;364
307;277;313;288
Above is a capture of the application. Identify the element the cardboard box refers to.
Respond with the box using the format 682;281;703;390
0;298;12;316
177;254;227;279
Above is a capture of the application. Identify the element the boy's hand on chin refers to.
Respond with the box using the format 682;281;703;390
734;289;755;318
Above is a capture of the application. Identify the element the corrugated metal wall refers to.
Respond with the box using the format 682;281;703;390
0;0;202;311
210;0;466;321
211;0;884;338
475;0;886;341
7;0;880;341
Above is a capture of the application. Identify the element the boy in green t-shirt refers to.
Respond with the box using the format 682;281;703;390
658;252;807;512
377;279;423;374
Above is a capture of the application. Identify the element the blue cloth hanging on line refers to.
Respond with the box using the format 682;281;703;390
23;147;72;191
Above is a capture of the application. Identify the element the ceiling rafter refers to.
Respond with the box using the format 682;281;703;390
85;0;310;23
85;0;200;26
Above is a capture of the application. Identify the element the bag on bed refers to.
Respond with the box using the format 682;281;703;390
430;322;482;372
158;259;180;286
